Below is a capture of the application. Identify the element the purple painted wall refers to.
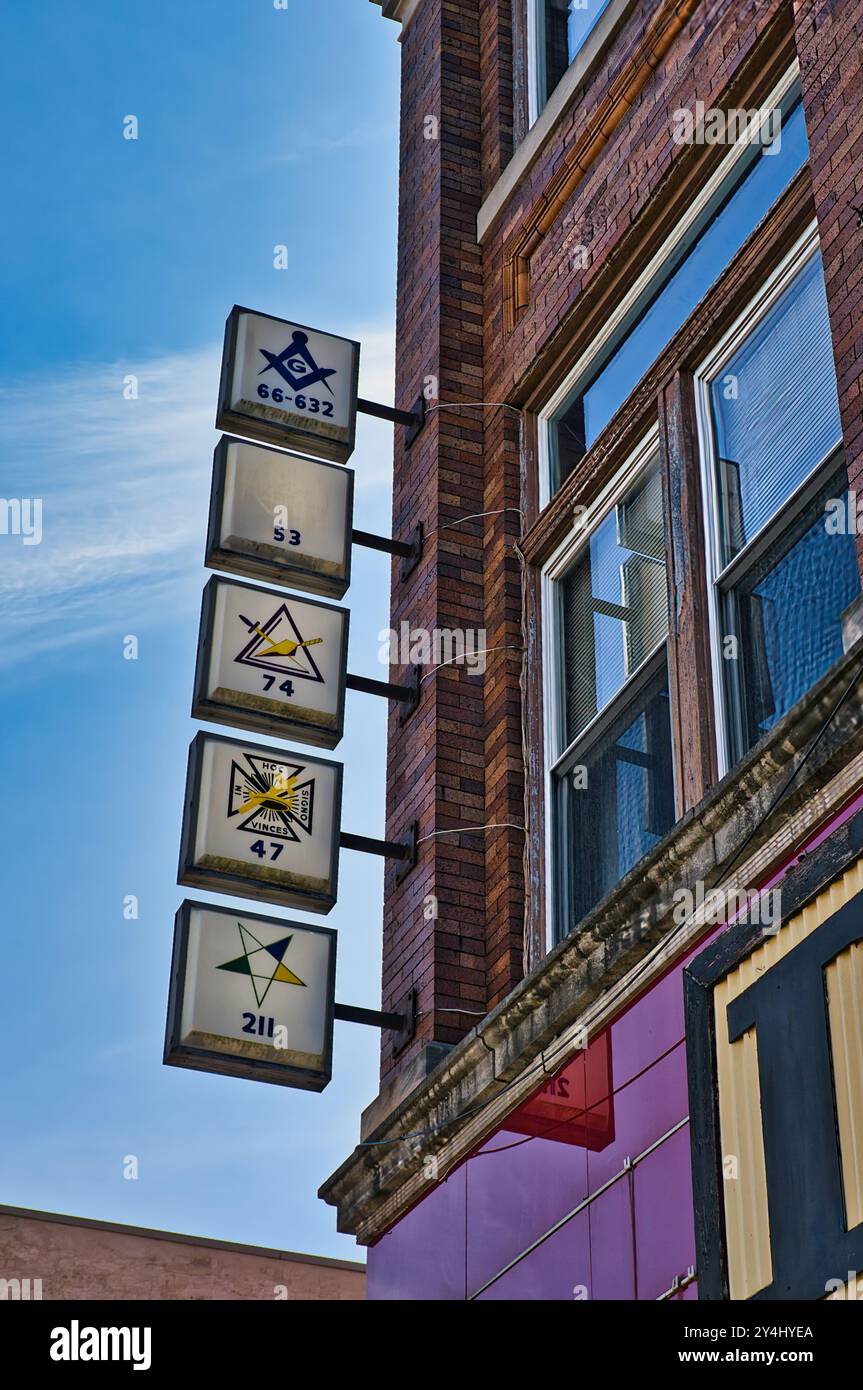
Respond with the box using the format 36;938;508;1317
366;794;863;1300
367;944;697;1302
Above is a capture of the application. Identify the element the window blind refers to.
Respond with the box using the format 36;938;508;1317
711;253;842;568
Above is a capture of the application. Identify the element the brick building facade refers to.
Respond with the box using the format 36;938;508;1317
321;0;863;1301
0;1205;364;1300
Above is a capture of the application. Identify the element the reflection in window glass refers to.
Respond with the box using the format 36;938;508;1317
562;462;666;742
538;1;612;110
554;460;675;939
557;660;675;930
711;254;842;568
724;473;860;758
550;100;810;491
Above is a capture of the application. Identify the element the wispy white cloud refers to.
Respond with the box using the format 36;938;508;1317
0;327;395;669
271;123;397;164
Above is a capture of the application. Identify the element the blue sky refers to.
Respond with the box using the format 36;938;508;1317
0;0;400;1262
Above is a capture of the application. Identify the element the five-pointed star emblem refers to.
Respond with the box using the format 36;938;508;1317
217;922;306;1008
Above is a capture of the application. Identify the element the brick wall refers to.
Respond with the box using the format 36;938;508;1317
382;0;488;1079
378;0;863;1092
793;0;863;553
483;0;789;410
0;1206;363;1301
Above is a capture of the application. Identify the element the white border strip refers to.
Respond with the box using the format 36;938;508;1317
694;222;822;776
541;426;660;948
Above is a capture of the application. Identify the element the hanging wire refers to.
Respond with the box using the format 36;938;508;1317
419;644;524;684
425;400;522;416
423;507;525;540
416;1007;489;1019
417;823;526;844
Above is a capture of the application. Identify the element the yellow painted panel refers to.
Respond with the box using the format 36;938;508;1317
714;858;863;1299
826;940;863;1231
713;988;771;1300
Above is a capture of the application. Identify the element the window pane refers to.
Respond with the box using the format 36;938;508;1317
712;254;842;567
556;658;675;933
725;473;860;757
562;462;666;744
550;100;810;489
540;1;612;107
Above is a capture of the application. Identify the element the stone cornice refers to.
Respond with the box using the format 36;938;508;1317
320;639;863;1241
370;0;420;31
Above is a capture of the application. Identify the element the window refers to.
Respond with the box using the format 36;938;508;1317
547;448;676;939
532;0;613;117
547;85;809;496
699;239;859;768
538;72;857;947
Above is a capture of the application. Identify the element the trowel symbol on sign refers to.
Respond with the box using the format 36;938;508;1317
235;605;325;682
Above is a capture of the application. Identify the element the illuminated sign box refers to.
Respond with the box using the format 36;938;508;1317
165;901;336;1091
178;732;342;913
216;307;360;463
503;1034;614;1150
205;436;354;598
192;576;349;748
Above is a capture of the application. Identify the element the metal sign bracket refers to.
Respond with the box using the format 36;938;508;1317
333;987;417;1054
357;393;426;447
345;664;421;722
340;821;418;881
352;521;424;582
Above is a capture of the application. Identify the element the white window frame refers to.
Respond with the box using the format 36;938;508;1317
527;0;543;124
528;0;615;127
693;221;843;777
541;425;662;949
536;62;801;509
